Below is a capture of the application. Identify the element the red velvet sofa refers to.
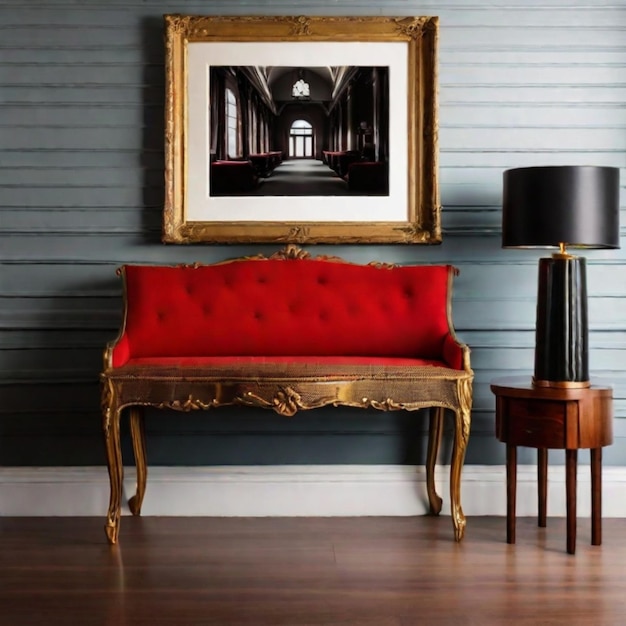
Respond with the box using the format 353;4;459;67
101;245;473;544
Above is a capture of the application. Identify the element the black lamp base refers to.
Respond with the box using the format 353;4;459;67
533;255;590;388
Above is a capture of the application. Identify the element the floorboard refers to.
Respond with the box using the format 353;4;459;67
1;516;625;625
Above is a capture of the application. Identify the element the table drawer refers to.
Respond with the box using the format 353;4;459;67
506;399;566;448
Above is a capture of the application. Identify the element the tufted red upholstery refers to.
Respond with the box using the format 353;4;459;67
111;259;462;370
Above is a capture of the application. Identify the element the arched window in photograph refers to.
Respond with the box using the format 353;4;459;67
225;87;239;158
289;119;313;158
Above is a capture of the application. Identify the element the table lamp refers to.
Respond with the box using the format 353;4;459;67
502;165;620;388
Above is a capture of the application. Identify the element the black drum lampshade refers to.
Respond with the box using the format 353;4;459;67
502;166;620;387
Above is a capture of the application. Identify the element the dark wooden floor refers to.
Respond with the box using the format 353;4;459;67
2;516;626;625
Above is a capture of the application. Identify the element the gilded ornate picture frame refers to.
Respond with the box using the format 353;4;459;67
163;15;440;244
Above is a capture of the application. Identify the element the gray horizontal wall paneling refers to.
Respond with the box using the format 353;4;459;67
1;1;625;466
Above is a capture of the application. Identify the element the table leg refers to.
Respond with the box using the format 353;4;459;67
566;449;577;555
506;443;517;544
591;447;602;546
538;448;548;528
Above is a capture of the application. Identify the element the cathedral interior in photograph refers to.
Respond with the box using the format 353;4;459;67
209;65;390;197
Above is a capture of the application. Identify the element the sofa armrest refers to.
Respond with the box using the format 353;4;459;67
102;266;132;371
442;332;471;371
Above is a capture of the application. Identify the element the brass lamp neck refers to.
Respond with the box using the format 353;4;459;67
553;242;576;260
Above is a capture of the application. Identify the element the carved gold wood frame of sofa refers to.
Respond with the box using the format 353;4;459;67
101;246;473;545
163;15;440;244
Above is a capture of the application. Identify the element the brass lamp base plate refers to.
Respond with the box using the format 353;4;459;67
532;377;591;389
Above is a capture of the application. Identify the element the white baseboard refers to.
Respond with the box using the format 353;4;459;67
2;465;626;517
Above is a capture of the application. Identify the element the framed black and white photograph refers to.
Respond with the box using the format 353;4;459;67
163;15;440;244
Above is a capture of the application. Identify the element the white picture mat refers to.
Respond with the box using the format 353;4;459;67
186;41;409;223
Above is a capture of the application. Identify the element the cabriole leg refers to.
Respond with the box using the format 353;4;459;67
450;378;472;542
426;406;444;515
128;406;147;516
102;388;123;545
450;408;467;542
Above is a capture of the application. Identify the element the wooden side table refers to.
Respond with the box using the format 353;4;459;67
491;376;613;554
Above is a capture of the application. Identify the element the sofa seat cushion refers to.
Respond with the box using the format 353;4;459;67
107;356;467;415
112;354;455;376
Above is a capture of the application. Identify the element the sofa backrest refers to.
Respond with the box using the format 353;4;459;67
111;256;458;366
